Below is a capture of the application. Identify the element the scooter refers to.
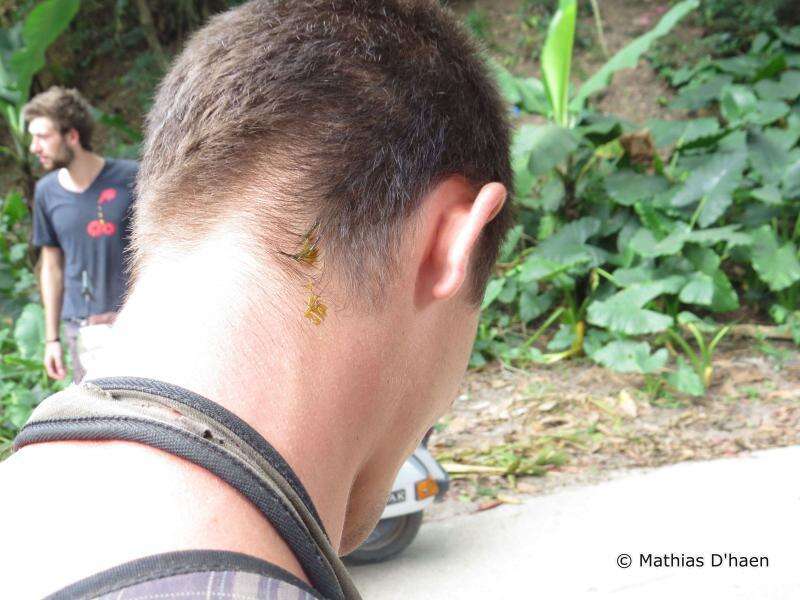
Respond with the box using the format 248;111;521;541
345;432;449;564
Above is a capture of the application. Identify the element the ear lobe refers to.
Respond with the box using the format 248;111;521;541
430;181;507;300
67;128;80;147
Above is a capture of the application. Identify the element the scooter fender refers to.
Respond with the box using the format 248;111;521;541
380;446;447;519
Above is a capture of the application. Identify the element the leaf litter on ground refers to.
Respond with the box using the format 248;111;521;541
428;340;800;519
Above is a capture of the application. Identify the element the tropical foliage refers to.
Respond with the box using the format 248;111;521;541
477;0;800;398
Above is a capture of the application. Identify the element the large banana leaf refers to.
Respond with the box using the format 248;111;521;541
541;0;576;128
570;0;699;113
1;0;79;104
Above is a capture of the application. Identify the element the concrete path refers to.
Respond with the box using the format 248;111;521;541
350;446;800;599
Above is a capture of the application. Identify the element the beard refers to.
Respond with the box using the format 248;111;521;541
41;142;75;171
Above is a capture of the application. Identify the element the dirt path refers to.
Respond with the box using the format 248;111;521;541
428;341;800;519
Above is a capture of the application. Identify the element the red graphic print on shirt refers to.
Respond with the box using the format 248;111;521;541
87;220;117;238
87;187;119;238
98;188;117;204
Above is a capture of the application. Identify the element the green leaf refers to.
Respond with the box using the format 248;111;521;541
2;189;27;224
629;223;690;258
612;264;656;286
714;55;761;79
682;247;737;311
590;340;668;374
541;0;577;127
634;202;674;237
546;324;575;351
8;0;80;100
578;116;623;144
783;154;800;197
571;0;699;112
667;357;705;396
679;272;714;306
12;303;45;360
519;289;555;323
750;225;800;292
511;124;578;197
751;33;771;54
686;225;752;247
582;328;612;357
750;185;783;205
754;70;800;101
535;216;607;268
9;243;27;263
499;225;524;262
498;277;518;304
748;129;789;185
754;54;787;82
519;255;584;282
748;100;791;126
487;57;521;105
539;176;565;212
709;270;739;313
720;85;757;123
676;311;718;332
469;349;487;369
587;282;676;335
516;77;550;115
482;278;506;310
6;389;38;428
778;27;800;48
671;151;746;227
670;74;733;110
646;118;721;149
605;170;669;206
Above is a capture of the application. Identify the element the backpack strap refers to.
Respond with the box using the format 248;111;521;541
14;377;361;600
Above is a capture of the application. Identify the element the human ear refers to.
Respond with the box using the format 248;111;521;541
427;180;507;300
65;128;80;148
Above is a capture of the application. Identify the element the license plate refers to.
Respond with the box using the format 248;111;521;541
387;489;406;505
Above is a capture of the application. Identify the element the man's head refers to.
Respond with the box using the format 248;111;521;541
23;86;94;171
128;0;513;551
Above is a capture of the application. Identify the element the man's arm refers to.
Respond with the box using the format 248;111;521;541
40;245;66;380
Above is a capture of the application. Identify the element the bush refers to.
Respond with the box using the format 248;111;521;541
477;2;800;397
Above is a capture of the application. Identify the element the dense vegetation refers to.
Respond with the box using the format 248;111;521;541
1;0;799;451
476;1;800;401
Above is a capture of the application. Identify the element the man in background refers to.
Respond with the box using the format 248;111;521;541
24;86;138;383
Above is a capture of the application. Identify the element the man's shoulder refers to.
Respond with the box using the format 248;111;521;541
34;170;61;197
106;158;139;181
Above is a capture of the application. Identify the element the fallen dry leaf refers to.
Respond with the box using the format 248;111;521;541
477;500;503;512
496;493;522;505
617;390;638;419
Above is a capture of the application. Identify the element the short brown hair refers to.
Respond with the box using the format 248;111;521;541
23;86;94;151
134;0;513;307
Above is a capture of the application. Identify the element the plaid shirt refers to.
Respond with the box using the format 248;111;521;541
93;570;321;600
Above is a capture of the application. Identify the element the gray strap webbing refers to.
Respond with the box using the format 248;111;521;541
13;377;361;600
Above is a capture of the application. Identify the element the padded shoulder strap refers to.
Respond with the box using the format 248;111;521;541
14;377;361;600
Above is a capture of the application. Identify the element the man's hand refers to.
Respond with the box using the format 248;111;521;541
44;341;66;380
87;311;117;325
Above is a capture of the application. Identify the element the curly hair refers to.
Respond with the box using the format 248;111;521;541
23;86;94;151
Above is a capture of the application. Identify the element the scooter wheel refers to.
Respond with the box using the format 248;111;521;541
344;511;424;565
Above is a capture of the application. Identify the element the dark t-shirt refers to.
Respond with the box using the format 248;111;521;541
32;158;138;320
